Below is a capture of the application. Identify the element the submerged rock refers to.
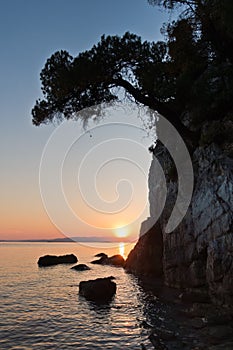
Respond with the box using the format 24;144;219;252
79;276;116;302
71;263;90;271
91;254;125;267
38;254;77;267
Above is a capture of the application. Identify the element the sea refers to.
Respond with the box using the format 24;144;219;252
0;242;171;350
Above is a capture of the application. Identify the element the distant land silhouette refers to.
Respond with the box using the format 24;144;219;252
0;236;134;243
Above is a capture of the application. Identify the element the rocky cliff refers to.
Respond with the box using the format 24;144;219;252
125;222;163;277
125;143;233;306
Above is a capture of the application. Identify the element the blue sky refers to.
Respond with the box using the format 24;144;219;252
0;0;170;239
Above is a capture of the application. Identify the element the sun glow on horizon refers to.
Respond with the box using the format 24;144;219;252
114;226;129;238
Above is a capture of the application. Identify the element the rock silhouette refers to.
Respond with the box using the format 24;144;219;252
71;264;90;271
79;276;116;302
38;254;77;267
91;254;125;267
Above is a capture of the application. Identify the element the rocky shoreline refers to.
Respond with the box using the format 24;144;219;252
133;275;233;349
36;250;233;349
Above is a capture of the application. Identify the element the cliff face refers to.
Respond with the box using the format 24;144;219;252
125;143;233;305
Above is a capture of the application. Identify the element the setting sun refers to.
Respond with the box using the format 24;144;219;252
114;226;129;238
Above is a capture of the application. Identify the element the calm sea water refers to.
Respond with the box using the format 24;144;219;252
0;242;169;349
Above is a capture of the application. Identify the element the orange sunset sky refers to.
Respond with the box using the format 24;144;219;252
1;108;153;241
0;1;168;241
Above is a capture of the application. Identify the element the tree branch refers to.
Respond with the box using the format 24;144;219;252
112;76;196;145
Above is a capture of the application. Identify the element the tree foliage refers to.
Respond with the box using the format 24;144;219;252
32;0;233;146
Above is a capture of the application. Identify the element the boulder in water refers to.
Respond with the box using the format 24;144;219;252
38;254;77;267
79;276;116;302
108;254;125;267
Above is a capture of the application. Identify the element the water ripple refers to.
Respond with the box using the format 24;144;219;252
0;243;168;349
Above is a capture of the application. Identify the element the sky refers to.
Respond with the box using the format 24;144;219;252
0;0;170;241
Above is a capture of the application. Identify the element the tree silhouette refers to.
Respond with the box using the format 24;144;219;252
32;1;233;147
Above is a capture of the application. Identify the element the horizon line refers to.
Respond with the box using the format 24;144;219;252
0;236;136;243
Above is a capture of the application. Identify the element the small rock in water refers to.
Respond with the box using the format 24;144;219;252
94;253;108;258
71;264;90;271
91;254;125;267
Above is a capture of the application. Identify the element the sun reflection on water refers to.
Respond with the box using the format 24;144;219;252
119;242;126;259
